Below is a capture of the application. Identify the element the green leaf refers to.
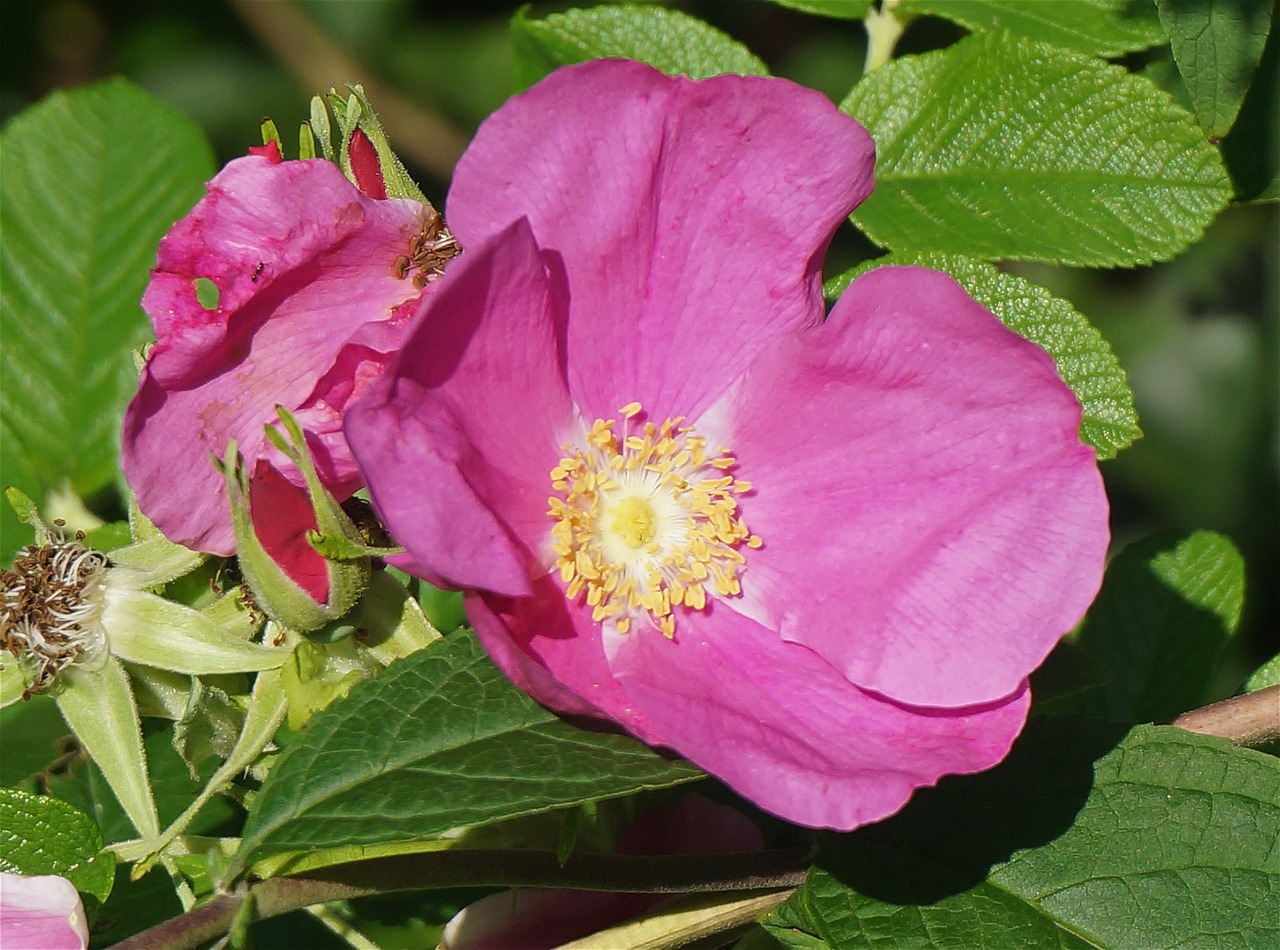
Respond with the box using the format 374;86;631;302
1245;651;1280;691
235;631;700;869
0;787;114;903
1157;0;1275;138
1071;530;1245;722
1216;1;1279;200
900;0;1165;55
841;32;1233;266
771;719;1280;949
0;79;214;562
764;0;872;19
511;4;768;90
827;254;1141;459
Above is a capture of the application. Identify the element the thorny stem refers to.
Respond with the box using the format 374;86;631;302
863;0;908;73
113;848;812;950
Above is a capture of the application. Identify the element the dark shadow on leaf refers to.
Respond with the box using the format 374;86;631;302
1067;530;1241;723
813;716;1130;905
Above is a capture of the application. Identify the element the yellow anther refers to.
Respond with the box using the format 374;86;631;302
547;401;758;640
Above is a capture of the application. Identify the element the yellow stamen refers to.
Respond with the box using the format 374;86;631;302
546;403;758;639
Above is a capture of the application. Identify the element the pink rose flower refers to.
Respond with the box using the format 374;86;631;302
345;60;1109;829
441;794;762;950
122;142;449;600
0;873;89;950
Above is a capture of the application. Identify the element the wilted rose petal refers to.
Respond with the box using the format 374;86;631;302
122;148;446;589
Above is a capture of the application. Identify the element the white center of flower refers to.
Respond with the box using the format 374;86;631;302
548;402;760;638
1;537;109;696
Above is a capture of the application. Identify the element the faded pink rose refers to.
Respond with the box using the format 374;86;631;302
345;60;1109;829
0;872;89;950
122;142;448;600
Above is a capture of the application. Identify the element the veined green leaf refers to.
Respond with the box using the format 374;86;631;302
511;4;768;90
0;79;213;562
1245;651;1280;692
768;720;1280;948
842;32;1232;266
827;255;1141;459
1071;530;1245;722
234;632;700;870
764;0;872;19
0;788;114;903
1157;0;1275;138
901;0;1165;55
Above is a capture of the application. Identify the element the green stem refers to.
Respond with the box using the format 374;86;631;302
136;670;287;875
112;847;811;950
863;0;907;73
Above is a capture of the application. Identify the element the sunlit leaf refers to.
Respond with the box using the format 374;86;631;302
235;632;700;868
901;0;1165;55
511;4;768;90
842;32;1232;266
0;79;213;562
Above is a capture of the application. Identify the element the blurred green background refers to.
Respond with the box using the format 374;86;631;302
2;0;1276;677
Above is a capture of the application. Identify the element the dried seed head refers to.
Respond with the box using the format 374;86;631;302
1;536;109;697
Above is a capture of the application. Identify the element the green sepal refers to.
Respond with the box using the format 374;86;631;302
0;663;27;708
103;585;288;675
259;117;282;154
298;122;317;161
127;664;191;721
280;639;377;731
355;570;442;666
325;83;429;203
143;667;288;871
108;534;204;589
308;93;334;161
5;486;49;543
263;407;372;616
57;656;160;839
218;418;369;633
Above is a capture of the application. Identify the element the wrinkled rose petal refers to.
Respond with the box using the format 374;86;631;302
446;57;874;423
0;873;89;950
348;60;1109;829
122;152;432;558
441;795;760;950
718;266;1109;708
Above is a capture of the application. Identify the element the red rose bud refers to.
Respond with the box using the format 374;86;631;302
248;140;283;164
348;128;387;199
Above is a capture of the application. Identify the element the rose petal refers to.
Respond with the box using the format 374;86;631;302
715;266;1109;707
447;59;874;422
248;460;327;603
610;605;1032;830
0;873;89;950
122;154;427;554
467;574;648;729
346;220;574;595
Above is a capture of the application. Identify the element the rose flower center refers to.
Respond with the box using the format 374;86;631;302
547;402;760;638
